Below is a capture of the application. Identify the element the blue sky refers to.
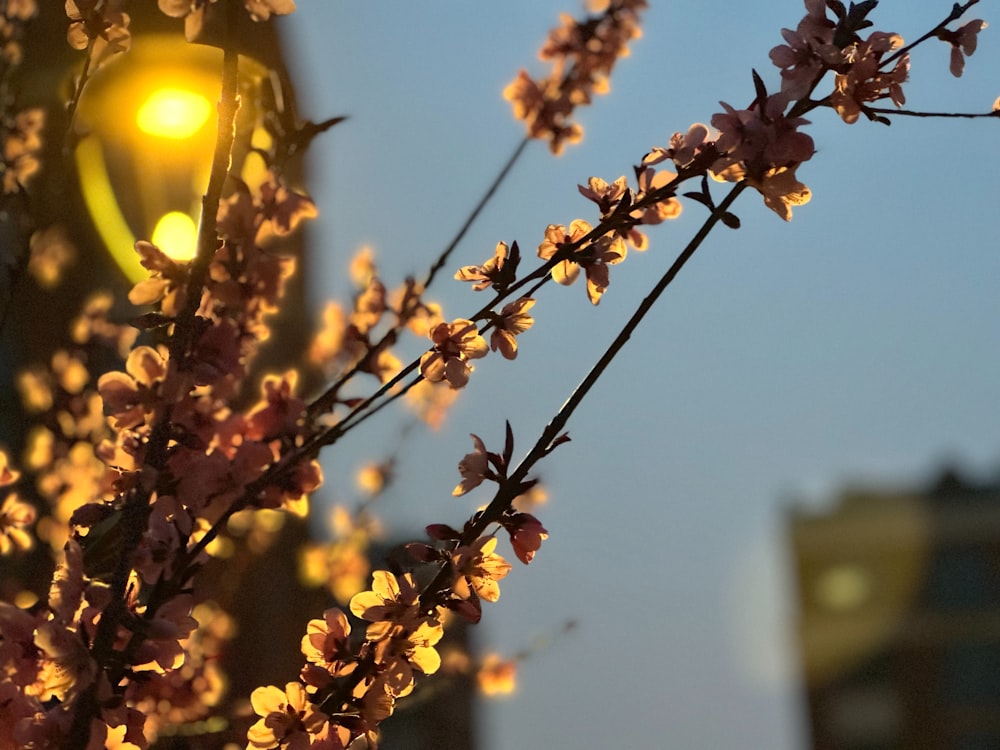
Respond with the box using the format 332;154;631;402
283;3;1000;748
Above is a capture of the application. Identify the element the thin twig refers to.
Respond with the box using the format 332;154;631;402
421;136;530;291
864;106;999;119
63;40;95;154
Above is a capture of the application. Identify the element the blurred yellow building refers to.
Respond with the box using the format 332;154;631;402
790;467;1000;750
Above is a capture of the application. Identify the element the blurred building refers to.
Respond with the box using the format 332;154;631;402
790;467;1000;750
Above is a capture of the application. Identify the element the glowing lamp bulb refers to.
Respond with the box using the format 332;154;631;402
136;88;212;139
151;211;198;261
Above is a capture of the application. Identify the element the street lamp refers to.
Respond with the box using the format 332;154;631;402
73;34;272;280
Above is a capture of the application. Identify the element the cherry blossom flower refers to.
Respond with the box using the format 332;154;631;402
247;681;326;750
505;1;646;153
257;456;322;516
0;679;39;748
452;434;495;496
132;499;185;584
128;241;188;315
308;301;348;368
256;178;317;239
451;536;512;602
711;95;815;176
349;570;423;633
489;297;535;360
502;512;549;564
26;225;73;289
245;372;306;442
830;33;908;124
419;319;488;389
33;618;96;702
349;278;386;335
938;19;987;77
536;219;592;285
0;494;35;554
96;346;168;430
768;1;840;99
715;161;811;221
0;456;34;554
455;241;516;291
477;653;517;696
65;0;131;66
131;594;199;673
707;93;815;218
581;235;627;304
538;218;627;303
300;608;355;678
666;123;711;168
356;461;392;495
578;175;629;215
370;619;445;697
635;165;683;221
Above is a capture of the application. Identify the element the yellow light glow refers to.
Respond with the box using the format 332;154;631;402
136;88;212;139
151;211;198;261
76;137;146;282
815;563;872;612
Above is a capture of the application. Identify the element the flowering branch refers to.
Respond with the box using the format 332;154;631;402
64;9;241;747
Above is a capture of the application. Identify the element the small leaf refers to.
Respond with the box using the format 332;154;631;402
682;191;714;209
502;420;515;468
721;212;741;229
615;188;634;216
751;69;769;108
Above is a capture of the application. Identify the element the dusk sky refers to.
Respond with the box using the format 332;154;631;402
283;2;1000;748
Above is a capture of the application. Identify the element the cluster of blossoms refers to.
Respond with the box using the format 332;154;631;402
308;248;444;389
504;0;647;153
0;1;994;748
0;155;323;745
14;294;134;556
415;299;537;388
538;0;990;241
0;4;327;736
65;0;131;67
246;428;544;748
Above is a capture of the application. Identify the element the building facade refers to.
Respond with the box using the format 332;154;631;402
790;469;1000;750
